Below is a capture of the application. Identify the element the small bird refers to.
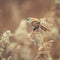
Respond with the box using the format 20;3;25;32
27;17;51;31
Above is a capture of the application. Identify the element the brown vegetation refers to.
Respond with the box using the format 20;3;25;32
0;0;60;60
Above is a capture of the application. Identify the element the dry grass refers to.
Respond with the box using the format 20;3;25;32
0;17;59;60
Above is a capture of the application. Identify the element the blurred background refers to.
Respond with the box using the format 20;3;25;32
0;0;56;35
0;0;60;60
0;0;60;35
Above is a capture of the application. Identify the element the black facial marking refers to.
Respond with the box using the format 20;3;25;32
33;26;39;31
